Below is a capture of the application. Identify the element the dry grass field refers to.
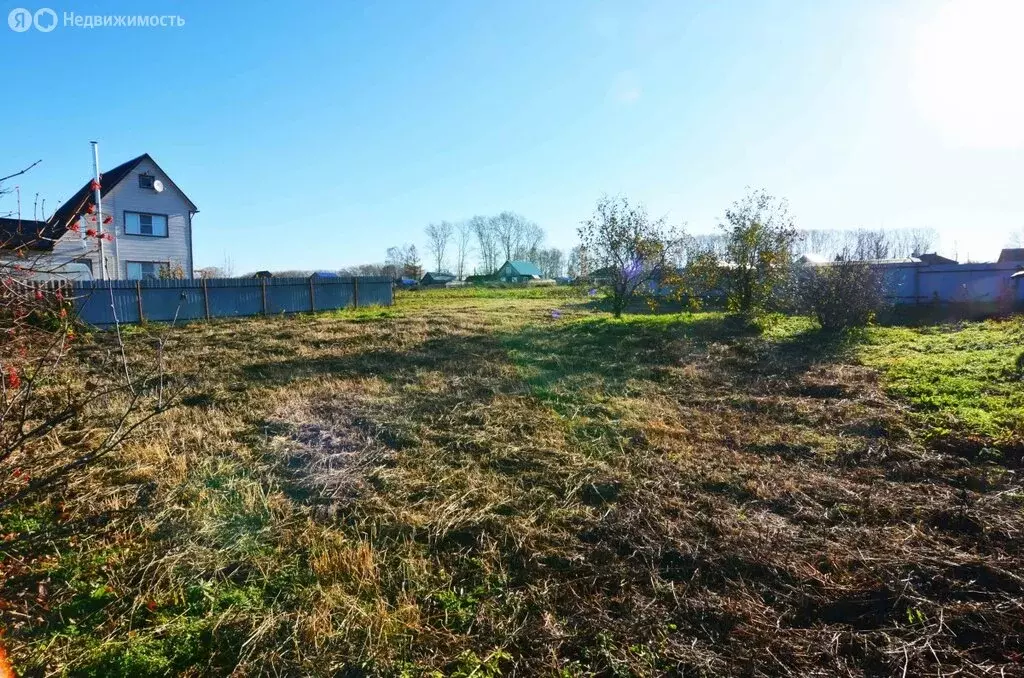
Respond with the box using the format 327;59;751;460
2;287;1023;676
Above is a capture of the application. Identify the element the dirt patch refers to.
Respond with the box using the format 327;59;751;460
267;393;399;517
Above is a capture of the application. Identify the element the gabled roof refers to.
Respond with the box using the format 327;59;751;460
916;252;958;265
998;248;1024;263
421;271;455;283
503;260;543;277
585;265;618;279
795;253;830;265
6;153;198;251
0;218;58;250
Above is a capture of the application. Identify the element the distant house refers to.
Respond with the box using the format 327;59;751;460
420;271;456;286
495;260;543;283
795;253;831;265
997;248;1024;264
800;253;958;267
0;153;198;280
581;265;618;285
916;253;958;266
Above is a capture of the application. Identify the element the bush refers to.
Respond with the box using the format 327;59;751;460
719;189;799;315
800;261;886;330
577;195;683;318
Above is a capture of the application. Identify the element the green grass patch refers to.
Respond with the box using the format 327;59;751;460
861;318;1024;440
398;284;583;302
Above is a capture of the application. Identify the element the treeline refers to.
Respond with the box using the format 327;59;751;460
388;212;566;280
688;226;939;263
202;194;945;282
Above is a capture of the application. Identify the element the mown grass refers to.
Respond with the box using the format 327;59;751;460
2;288;1022;676
396;284;585;304
861;319;1024;442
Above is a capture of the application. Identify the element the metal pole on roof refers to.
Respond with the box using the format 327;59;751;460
91;141;107;280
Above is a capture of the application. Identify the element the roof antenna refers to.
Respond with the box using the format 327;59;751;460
90;141;107;280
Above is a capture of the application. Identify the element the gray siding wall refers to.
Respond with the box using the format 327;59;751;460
51;157;194;279
49;229;95;271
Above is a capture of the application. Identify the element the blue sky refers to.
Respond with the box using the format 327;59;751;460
2;0;1022;272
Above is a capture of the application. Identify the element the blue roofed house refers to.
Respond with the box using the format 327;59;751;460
495;260;543;283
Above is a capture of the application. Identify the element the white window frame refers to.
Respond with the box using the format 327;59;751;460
124;211;168;237
126;261;166;280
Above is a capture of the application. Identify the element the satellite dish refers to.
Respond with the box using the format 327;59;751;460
152;179;164;193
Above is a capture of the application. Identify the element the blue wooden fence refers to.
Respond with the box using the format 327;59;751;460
70;276;393;326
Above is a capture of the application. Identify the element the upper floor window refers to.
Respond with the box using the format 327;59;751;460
138;173;155;189
125;211;168;237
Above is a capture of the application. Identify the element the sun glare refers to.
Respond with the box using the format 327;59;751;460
912;0;1024;149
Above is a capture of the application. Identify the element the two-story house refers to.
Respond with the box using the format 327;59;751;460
0;153;198;279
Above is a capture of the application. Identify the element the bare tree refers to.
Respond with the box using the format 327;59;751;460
566;246;586;278
386;244;423;280
0;160;42;217
793;229;843;258
533;248;564;278
794;227;940;261
515;222;545;261
472;215;499;274
337;263;389;277
905;227;938;257
688;233;730;261
454;221;474;280
854;229;891;261
405;245;423;279
491;211;529;263
424;221;454;273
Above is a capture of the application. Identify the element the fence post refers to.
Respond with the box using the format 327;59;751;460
353;277;359;309
135;280;144;322
309;277;316;312
261;278;268;315
202;278;211;320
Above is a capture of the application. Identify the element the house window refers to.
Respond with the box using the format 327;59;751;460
126;261;166;280
138;173;155;189
124;211;168;237
73;258;93;274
